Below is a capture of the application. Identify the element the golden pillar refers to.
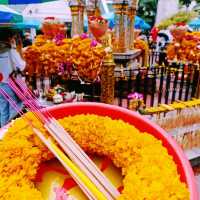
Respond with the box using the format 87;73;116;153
113;0;129;53
69;0;85;36
78;0;85;34
128;0;138;50
101;51;115;104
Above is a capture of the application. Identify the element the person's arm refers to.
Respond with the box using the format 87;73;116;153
16;35;24;59
17;46;24;58
10;49;26;71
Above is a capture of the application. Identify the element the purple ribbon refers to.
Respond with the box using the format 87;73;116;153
54;33;65;45
80;33;89;39
128;92;144;100
91;39;98;47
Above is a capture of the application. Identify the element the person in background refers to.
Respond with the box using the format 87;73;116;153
23;32;32;47
0;28;26;127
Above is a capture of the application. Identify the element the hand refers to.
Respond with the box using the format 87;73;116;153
17;37;23;49
16;34;23;49
10;38;17;48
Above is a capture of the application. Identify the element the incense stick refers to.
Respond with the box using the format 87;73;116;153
33;128;107;200
8;77;120;199
0;88;104;200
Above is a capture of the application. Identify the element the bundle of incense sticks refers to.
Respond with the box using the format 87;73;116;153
2;77;120;200
0;88;105;200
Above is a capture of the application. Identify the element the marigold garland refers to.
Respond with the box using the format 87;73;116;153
134;39;149;67
167;32;200;62
23;35;105;82
0;113;189;200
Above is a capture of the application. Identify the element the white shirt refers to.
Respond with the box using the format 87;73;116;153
0;49;26;83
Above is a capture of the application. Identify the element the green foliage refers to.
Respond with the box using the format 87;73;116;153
179;0;191;6
179;0;200;6
136;0;199;28
193;3;200;15
137;0;158;27
157;11;197;29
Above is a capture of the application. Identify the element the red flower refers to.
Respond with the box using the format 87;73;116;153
89;16;107;24
150;27;159;42
89;16;96;21
184;35;193;40
44;17;55;20
175;22;186;27
0;73;3;82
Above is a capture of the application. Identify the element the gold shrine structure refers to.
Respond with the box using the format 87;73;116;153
69;0;142;104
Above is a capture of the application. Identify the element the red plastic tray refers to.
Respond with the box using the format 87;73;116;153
47;102;199;200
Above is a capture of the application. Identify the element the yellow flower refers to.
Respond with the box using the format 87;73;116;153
0;113;189;200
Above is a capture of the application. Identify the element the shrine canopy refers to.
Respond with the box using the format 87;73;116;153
1;0;56;4
0;5;23;23
14;19;40;29
22;0;71;22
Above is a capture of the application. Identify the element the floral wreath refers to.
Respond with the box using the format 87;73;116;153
0;113;189;199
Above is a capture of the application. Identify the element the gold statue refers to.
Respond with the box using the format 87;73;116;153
100;28;113;49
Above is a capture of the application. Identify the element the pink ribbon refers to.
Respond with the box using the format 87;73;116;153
54;187;69;200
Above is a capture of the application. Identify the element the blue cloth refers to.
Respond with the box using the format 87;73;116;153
14;19;41;29
189;18;200;28
0;12;13;23
0;5;23;23
84;13;150;30
0;82;23;127
134;16;151;30
8;0;55;4
9;0;42;3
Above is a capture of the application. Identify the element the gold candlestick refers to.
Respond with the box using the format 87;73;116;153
101;50;115;104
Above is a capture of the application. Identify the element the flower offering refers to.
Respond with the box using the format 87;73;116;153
23;35;105;82
0;113;189;200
